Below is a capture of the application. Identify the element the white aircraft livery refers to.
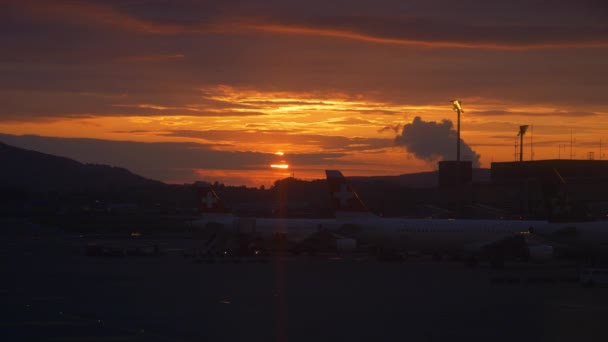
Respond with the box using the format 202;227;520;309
325;170;553;265
192;181;355;254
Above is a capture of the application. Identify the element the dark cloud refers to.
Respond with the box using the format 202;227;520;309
394;116;481;167
10;0;608;48
0;133;349;184
378;123;402;134
2;0;608;122
0;88;267;120
254;15;608;49
160;129;393;153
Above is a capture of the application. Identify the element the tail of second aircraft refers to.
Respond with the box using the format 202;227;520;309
540;168;588;222
325;170;375;218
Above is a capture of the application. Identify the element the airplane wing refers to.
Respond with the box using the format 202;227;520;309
293;229;357;254
463;234;529;258
465;233;553;263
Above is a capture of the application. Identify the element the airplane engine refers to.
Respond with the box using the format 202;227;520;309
336;238;357;253
527;244;554;262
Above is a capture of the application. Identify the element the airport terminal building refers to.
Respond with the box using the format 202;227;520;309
433;160;608;219
489;160;608;219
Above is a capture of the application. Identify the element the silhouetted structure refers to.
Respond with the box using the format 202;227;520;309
451;100;464;162
518;125;529;162
438;161;472;188
491;160;608;183
491;160;608;219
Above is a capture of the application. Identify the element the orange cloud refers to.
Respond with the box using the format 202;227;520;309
199;85;429;118
242;22;608;50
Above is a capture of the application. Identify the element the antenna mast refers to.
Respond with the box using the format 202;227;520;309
570;129;573;160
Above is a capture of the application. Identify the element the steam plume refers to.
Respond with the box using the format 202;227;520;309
394;116;480;167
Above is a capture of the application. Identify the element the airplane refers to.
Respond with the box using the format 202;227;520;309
190;182;355;256
186;182;245;257
325;170;553;267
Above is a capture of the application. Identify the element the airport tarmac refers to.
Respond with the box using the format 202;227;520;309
2;233;608;342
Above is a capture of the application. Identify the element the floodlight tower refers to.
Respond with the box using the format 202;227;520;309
451;100;464;161
518;125;529;162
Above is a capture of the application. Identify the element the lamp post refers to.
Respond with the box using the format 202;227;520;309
451;100;463;162
518;125;529;162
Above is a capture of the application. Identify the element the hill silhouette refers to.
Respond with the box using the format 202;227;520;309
0;141;498;219
0;142;163;191
349;168;490;188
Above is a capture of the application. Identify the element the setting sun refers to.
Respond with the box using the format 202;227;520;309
2;2;607;339
0;0;606;187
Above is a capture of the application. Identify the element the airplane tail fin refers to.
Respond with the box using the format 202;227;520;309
195;182;231;214
325;170;375;218
540;168;587;222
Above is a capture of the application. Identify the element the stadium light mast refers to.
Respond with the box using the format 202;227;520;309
451;100;464;161
518;125;529;162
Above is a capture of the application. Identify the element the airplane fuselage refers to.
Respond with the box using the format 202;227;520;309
333;216;543;255
242;217;334;243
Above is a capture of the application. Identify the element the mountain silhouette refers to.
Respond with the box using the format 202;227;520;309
0;142;162;191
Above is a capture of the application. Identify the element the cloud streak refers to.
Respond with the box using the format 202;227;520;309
161;129;393;153
11;0;608;50
12;0;199;35
472;109;599;117
246;21;608;50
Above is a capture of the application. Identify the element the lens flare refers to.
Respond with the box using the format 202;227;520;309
271;164;289;169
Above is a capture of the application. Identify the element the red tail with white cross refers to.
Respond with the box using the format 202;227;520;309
325;170;371;215
195;182;230;214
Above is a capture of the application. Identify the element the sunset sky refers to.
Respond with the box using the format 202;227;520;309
1;0;607;186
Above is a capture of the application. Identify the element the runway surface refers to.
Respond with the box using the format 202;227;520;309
2;233;608;341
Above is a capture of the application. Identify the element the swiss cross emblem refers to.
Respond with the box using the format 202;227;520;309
333;184;353;207
201;191;218;209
